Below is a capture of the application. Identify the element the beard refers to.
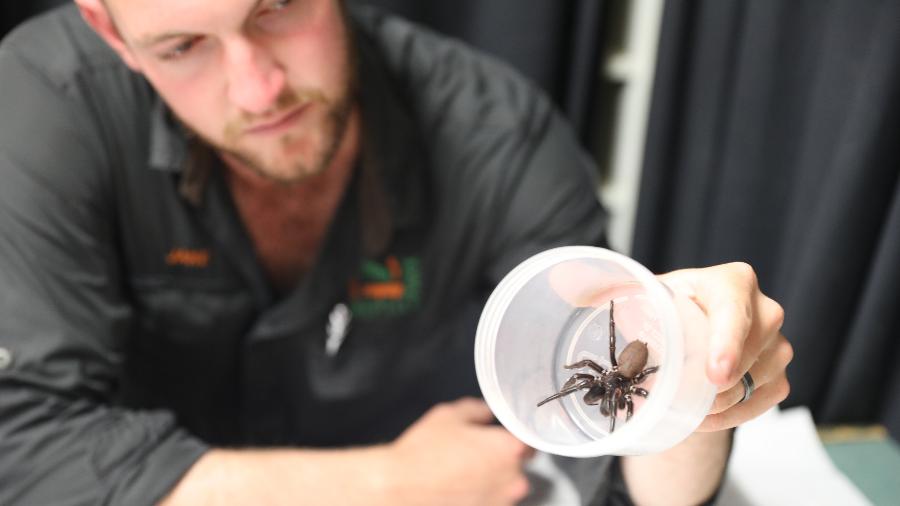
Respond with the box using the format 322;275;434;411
215;83;356;184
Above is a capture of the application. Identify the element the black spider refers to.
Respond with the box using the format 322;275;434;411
537;300;659;433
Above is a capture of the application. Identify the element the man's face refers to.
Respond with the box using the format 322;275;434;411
105;0;355;182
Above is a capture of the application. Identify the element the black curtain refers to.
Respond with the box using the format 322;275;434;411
633;0;900;439
0;1;66;39
352;0;605;143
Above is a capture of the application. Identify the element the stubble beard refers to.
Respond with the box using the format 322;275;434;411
219;84;356;185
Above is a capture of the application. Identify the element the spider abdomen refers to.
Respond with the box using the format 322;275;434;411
617;340;649;378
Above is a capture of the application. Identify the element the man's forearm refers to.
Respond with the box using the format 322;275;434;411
159;446;394;506
621;429;733;506
160;399;534;506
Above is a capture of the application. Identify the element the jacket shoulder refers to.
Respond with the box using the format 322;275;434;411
350;5;556;134
1;4;127;94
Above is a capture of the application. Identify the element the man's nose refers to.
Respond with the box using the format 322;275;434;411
224;38;286;114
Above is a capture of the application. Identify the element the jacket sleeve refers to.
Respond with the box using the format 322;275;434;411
0;48;207;505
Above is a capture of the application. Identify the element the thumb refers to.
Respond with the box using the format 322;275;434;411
692;270;753;387
660;266;749;387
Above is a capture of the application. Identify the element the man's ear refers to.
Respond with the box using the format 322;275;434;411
74;0;141;71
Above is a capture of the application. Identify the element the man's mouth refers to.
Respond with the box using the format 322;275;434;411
244;103;310;135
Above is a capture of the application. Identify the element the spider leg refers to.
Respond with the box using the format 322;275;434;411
624;393;634;421
537;377;594;406
631;387;649;398
564;360;607;375
632;366;659;384
562;373;596;390
608;388;620;433
599;394;611;416
609;300;618;368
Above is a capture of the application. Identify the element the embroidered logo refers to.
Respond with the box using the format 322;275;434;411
165;248;211;268
348;255;422;318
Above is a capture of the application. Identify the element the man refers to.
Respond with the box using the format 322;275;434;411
0;0;792;504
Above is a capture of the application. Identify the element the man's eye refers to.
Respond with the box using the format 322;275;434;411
159;37;202;61
259;0;293;17
270;0;292;10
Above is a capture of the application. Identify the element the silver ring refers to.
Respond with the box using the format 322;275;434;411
740;371;755;403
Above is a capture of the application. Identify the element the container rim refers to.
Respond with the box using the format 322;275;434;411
474;246;685;457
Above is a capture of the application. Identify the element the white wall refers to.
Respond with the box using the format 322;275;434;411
595;0;665;255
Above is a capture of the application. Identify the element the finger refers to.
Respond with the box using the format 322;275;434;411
440;397;495;424
696;263;759;386
709;334;792;414
505;474;531;504
446;399;535;460
696;373;791;432
548;262;607;307
475;425;535;462
718;294;785;394
739;294;785;371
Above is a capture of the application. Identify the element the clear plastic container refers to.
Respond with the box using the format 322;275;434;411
475;246;716;457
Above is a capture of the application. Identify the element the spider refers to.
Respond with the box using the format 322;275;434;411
537;300;659;433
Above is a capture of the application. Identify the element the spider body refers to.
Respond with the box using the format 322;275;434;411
537;300;659;433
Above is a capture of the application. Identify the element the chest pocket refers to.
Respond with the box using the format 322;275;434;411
129;276;254;349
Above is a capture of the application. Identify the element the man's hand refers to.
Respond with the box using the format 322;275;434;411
386;397;533;506
658;262;793;430
622;262;793;506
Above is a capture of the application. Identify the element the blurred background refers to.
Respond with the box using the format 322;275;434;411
3;0;898;453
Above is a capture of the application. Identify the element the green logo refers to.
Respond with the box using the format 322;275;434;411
348;255;422;318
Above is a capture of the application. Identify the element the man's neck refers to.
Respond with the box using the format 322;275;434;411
220;108;362;294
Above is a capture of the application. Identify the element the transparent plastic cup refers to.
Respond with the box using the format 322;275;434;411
475;246;716;457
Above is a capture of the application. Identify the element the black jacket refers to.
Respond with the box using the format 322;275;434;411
0;4;616;504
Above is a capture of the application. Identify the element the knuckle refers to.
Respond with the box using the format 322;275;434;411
730;261;758;288
778;339;794;366
768;299;786;330
430;403;450;417
454;397;476;408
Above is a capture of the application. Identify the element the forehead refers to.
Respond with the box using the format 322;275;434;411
107;0;265;39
